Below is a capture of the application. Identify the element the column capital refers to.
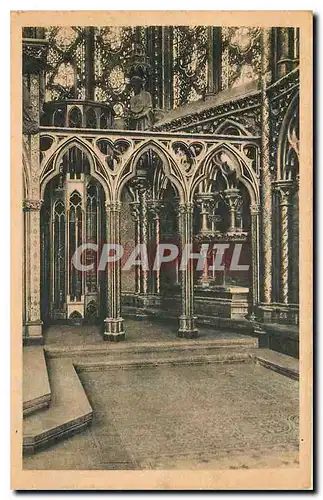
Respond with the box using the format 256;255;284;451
177;202;194;215
273;180;296;206
195;193;214;212
105;200;122;212
23;199;43;211
148;199;164;220
250;203;261;215
222;188;242;209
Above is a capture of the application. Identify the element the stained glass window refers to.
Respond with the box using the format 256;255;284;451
44;25;251;111
173;26;208;107
69;191;83;302
86;183;99;293
221;27;261;90
53;200;66;309
93;27;138;116
45;27;86;101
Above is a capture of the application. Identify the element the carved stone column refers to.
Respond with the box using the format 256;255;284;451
104;201;125;341
129;201;140;294
138;184;149;295
290;180;299;305
196;193;214;234
148;199;164;294
195;193;214;285
275;181;294;305
178;203;198;338
223;188;242;233
260;28;273;309
23;199;43;343
209;214;222;234
250;204;261;314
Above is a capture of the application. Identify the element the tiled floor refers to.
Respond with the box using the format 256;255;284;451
24;361;299;470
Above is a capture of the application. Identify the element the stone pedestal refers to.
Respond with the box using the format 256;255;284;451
24;321;44;345
103;317;125;341
257;305;274;323
178;315;198;339
194;285;249;320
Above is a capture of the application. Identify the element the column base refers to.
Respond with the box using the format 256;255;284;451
197;277;211;287
204;91;216;101
257;305;274;323
103;317;125;341
24;321;44;345
246;309;259;322
253;323;270;348
178;315;198;339
258;303;299;325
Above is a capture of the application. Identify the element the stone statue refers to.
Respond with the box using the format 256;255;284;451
129;76;154;131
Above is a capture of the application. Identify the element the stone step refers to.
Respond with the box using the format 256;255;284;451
23;358;93;454
23;347;51;417
74;349;256;372
45;335;258;360
255;348;299;380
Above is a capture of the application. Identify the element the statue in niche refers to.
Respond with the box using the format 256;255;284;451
128;75;154;131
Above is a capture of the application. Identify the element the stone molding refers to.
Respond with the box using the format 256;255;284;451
23;199;43;211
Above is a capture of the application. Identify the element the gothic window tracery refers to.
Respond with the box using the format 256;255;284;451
173;26;208;106
41;146;105;321
85;108;97;128
43;25;227;112
86;183;100;293
68;106;83;128
93;26;137;110
45;27;86;101
53;199;66;310
69;191;83;302
221;27;261;90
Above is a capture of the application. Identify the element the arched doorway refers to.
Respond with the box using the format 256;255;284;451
41;145;106;324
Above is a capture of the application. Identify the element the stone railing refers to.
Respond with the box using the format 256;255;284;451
41;100;115;130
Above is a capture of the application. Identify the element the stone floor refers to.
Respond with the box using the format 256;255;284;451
24;361;299;470
44;318;252;346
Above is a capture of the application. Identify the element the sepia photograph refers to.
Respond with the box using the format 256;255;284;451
11;10;312;490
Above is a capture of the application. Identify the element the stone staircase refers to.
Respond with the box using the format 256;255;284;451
23;349;93;454
23;333;298;455
23;347;51;417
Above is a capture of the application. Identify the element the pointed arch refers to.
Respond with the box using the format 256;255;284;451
213;119;251;137
277;92;299;180
68;106;83;128
117;139;186;202
40;136;112;201
191;141;259;205
69;189;83;202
